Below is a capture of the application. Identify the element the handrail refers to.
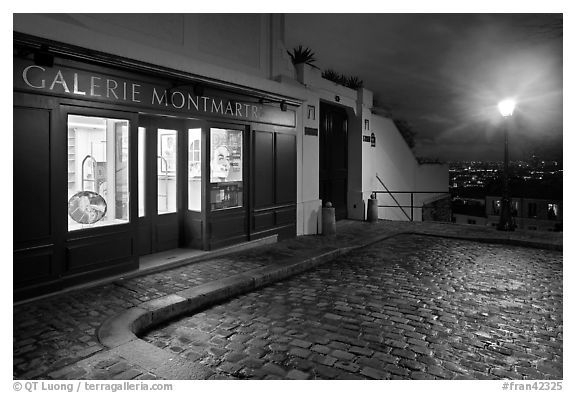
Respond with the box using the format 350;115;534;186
375;174;412;221
373;174;449;221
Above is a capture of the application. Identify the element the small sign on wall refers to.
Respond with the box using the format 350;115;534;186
363;134;376;147
305;127;318;136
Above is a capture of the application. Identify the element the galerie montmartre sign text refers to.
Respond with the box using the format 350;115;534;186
15;60;270;122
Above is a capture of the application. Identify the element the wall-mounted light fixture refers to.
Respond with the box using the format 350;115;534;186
257;97;289;112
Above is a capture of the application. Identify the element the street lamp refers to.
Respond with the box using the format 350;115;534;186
497;98;516;231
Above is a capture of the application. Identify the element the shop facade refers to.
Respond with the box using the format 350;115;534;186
13;14;449;301
14;33;300;300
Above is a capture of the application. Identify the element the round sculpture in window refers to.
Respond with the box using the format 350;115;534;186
68;191;107;225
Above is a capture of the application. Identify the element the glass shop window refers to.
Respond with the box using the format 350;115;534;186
188;128;202;212
209;128;243;211
138;127;146;217
67;114;129;231
157;129;178;215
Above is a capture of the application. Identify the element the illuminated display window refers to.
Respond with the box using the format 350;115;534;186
188;128;202;212
157;129;178;215
138;127;146;217
210;128;243;210
67;114;129;231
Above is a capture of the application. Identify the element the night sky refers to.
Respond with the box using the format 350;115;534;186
286;14;563;162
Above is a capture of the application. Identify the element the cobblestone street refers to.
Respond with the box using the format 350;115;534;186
142;235;563;380
13;221;563;380
13;257;268;379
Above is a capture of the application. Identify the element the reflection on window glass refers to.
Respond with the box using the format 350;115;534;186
188;128;202;212
67;114;129;231
138;127;146;217
210;128;243;211
158;129;177;214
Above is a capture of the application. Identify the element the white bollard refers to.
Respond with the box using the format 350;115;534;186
367;196;379;223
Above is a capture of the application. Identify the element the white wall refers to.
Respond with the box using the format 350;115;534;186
364;115;449;221
294;64;448;224
296;89;322;236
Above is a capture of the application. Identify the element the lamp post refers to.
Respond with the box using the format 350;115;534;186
497;98;516;231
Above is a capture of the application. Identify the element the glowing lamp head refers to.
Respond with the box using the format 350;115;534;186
498;99;516;117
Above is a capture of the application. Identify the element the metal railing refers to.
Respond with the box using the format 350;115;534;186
374;174;449;221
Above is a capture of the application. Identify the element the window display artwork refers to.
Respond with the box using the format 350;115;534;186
67;114;130;231
210;128;242;183
68;191;107;224
211;145;231;182
210;128;243;210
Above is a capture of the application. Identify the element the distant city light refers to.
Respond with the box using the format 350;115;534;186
498;99;516;117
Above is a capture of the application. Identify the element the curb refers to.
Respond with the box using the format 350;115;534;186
97;246;352;349
97;230;561;351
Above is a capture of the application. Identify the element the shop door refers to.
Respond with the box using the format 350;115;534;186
137;116;204;254
319;102;348;220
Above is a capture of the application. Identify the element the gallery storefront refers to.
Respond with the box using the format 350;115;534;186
14;34;299;300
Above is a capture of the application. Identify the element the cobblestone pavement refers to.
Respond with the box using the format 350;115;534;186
13;220;563;380
13;257;267;379
13;220;386;379
141;235;563;380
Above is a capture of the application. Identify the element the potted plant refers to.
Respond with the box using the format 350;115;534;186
288;45;321;85
322;69;346;85
345;76;364;90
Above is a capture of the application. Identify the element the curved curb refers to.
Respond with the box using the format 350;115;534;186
98;229;561;351
97;247;352;349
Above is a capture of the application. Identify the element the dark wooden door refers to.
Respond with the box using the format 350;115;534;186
13;102;61;296
319;102;348;220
